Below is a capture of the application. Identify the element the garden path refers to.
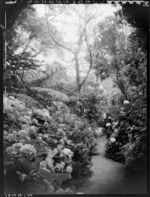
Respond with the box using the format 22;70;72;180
81;135;147;194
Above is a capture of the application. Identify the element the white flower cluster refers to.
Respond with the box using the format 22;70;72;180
55;163;64;172
57;128;66;137
60;161;65;168
106;123;111;127
12;142;23;150
112;121;118;128
3;130;8;136
66;166;72;173
6;147;15;155
43;134;49;139
62;148;73;159
57;144;64;151
6;96;26;112
45;157;53;169
39;160;47;169
19;144;36;156
95;127;103;136
9;96;25;111
29;126;38;135
18;116;30;124
123;100;129;105
6;143;23;155
53;148;58;155
21;124;30;131
114;128;119;134
110;138;116;143
6;133;17;142
32;109;51;120
15;102;25;111
32;118;38;124
42;109;51;119
46;148;54;158
18;130;29;138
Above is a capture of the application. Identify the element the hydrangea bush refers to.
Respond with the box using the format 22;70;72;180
4;95;97;194
105;97;147;170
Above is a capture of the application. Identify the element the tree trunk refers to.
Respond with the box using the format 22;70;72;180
75;54;81;95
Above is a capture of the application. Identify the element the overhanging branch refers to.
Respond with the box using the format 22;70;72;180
46;20;75;55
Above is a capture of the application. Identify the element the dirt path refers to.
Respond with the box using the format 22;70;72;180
81;135;147;194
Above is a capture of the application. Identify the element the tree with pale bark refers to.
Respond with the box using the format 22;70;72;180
44;5;100;97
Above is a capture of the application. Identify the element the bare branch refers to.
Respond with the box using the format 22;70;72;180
76;5;99;53
80;26;93;88
46;20;75;55
22;34;34;53
85;5;100;24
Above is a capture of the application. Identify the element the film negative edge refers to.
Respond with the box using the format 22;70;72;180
4;0;150;5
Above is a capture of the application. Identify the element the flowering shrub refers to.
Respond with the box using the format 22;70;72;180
67;89;106;126
62;148;73;159
19;144;37;156
105;96;147;169
18;130;29;138
8;93;39;108
4;95;96;194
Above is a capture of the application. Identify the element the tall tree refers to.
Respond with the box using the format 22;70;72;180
44;5;99;97
92;6;147;101
4;5;64;93
92;15;132;99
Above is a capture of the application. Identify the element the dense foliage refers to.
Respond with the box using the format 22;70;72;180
4;95;97;194
104;32;147;170
89;5;147;172
105;96;147;169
